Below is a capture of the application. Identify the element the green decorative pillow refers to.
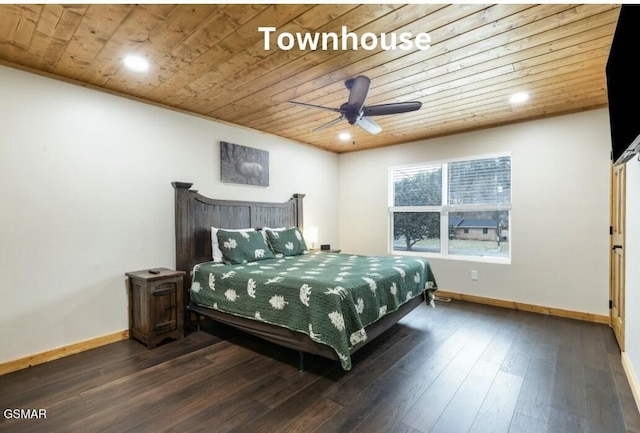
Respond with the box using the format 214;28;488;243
266;227;309;256
216;229;275;264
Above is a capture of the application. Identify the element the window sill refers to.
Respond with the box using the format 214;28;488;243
391;250;511;265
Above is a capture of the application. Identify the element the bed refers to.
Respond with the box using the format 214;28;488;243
172;182;437;370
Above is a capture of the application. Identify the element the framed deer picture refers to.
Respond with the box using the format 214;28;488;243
220;141;269;187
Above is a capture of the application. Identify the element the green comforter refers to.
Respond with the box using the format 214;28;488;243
189;252;437;370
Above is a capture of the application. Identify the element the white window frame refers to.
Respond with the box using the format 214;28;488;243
389;153;512;264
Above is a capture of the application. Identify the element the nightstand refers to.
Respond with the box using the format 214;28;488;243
125;268;185;348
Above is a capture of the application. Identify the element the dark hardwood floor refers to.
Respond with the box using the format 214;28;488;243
1;300;639;433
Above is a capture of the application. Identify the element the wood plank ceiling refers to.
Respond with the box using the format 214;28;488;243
0;4;619;153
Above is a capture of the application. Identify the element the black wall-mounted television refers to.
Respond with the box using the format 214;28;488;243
607;5;640;165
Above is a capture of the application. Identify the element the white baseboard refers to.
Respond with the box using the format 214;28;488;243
622;351;640;414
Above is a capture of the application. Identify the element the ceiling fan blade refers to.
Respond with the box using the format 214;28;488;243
356;116;382;135
363;101;422;116
313;115;344;132
345;76;370;113
289;101;342;113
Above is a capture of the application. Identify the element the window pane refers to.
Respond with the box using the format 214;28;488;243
392;212;440;253
393;165;442;206
448;211;509;258
448;156;511;205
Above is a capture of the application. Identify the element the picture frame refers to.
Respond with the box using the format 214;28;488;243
220;141;269;186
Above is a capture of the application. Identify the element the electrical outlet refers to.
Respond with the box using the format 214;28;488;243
471;270;478;281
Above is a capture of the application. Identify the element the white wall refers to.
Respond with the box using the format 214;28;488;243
0;61;618;365
0;65;339;364
339;109;611;316
625;158;640;398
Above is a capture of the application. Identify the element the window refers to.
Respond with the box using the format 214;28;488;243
390;154;511;262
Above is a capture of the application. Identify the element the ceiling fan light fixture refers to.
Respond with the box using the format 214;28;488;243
123;55;149;73
509;92;529;104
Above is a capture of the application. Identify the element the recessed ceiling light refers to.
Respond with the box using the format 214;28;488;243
509;92;529;104
338;132;351;141
123;55;149;73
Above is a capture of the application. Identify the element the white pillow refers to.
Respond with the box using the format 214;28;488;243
211;227;255;262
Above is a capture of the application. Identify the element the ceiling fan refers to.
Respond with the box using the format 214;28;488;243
288;75;422;135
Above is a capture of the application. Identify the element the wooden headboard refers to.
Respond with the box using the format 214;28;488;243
172;182;305;275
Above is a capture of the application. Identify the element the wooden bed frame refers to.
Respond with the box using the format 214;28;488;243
172;181;424;368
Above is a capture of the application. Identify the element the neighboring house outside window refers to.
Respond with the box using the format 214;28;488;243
389;154;511;263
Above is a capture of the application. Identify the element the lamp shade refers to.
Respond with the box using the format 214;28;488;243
305;227;318;246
